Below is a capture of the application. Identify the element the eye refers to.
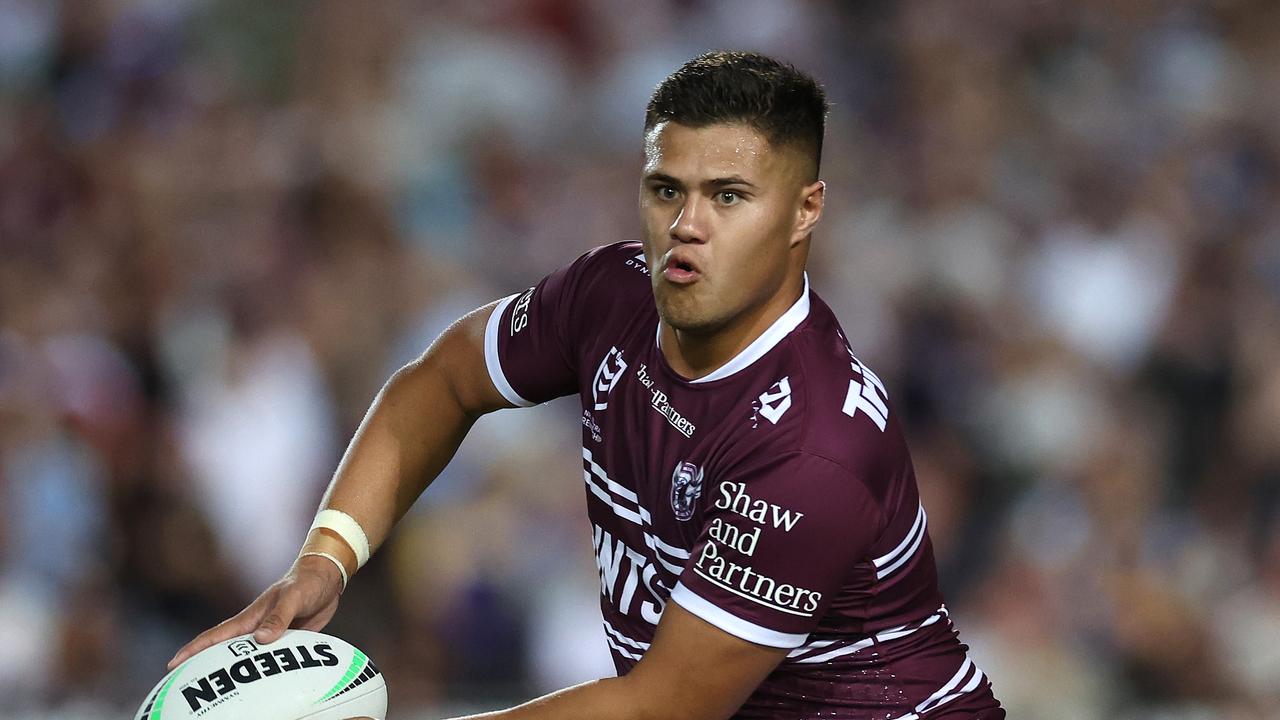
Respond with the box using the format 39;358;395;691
655;185;679;201
717;190;741;205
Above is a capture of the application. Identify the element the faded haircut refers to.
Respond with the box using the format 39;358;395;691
645;51;829;179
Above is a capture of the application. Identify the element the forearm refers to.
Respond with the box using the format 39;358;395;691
302;306;505;576
320;361;475;539
450;677;649;720
165;306;511;667
445;602;782;720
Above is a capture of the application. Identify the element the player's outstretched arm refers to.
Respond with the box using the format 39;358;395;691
168;301;513;669
448;600;788;720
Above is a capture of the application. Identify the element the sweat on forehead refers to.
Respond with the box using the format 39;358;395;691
644;51;829;179
642;121;806;183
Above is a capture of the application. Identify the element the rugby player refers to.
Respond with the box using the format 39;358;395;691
171;51;1004;719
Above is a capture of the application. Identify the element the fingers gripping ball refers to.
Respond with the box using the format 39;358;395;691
138;630;387;720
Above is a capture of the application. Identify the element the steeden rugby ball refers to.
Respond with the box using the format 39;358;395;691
136;630;387;720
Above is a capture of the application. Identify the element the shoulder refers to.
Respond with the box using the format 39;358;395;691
514;240;652;340
564;241;652;297
736;292;909;508
553;240;654;343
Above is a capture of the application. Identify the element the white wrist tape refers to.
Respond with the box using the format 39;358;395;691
299;551;348;592
310;508;371;568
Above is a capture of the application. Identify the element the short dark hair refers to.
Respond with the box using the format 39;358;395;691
644;51;829;178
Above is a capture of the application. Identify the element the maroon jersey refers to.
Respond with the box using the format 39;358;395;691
485;243;1002;718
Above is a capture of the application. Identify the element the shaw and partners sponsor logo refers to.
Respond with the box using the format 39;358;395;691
670;461;704;521
180;642;342;713
592;347;628;410
635;363;696;438
593;524;668;625
510;288;534;335
714;481;806;531
693;481;819;616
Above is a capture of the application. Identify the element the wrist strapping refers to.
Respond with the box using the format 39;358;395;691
299;551;348;592
310;508;372;568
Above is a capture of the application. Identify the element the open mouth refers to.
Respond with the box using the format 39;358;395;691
663;256;701;284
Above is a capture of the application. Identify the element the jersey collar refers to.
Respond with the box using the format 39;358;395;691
656;273;811;384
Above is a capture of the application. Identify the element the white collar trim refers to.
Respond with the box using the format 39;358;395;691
656;274;811;384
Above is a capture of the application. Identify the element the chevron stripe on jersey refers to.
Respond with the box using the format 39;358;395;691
786;606;948;665
873;502;927;581
889;656;990;720
582;448;689;575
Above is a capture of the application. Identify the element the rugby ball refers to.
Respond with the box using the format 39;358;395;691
136;630;387;720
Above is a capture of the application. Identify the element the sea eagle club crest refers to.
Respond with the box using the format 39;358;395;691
670;461;704;521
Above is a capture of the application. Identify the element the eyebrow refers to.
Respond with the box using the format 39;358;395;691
644;172;760;191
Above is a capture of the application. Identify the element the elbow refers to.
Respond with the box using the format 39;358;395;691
388;331;496;420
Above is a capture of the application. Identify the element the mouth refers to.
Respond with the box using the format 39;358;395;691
662;252;702;285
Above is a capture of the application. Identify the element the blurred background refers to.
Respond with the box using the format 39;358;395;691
1;0;1279;718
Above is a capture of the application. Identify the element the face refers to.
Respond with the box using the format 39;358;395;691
640;121;823;336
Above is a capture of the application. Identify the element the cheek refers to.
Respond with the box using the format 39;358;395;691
721;209;791;286
736;206;789;256
640;202;670;237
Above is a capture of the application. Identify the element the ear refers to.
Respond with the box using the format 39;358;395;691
791;180;825;247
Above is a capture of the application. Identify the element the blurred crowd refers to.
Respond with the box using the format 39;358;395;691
1;0;1279;718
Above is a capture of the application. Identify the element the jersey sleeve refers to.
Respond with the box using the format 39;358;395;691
670;452;884;648
485;246;624;406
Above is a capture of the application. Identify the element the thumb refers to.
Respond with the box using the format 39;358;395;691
253;591;299;644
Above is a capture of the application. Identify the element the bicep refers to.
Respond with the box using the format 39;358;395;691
624;600;788;720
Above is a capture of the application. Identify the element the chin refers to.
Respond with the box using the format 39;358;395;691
654;282;729;334
656;302;721;335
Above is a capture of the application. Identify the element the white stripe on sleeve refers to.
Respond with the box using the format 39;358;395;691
483;294;535;407
669;583;809;649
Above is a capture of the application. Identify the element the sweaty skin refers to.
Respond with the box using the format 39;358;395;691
169;121;826;720
641;122;824;379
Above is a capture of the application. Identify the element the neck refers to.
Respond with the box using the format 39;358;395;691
660;272;806;381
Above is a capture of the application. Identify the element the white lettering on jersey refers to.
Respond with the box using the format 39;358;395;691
592;347;628;410
753;376;793;426
706;516;761;556
635;363;696;437
693;540;822;616
510;288;534;335
841;344;889;432
625;252;651;275
581;410;603;442
714;481;805;532
592;524;668;625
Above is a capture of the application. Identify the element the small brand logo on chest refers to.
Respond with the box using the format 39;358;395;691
592;347;628;410
635;363;696;438
751;376;793;428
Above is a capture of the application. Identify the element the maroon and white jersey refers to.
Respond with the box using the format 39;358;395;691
484;243;1002;718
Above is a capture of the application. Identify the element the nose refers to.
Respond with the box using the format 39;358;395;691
669;196;708;244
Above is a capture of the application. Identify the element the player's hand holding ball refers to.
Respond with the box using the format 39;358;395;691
142;546;389;719
168;552;346;670
155;504;382;716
